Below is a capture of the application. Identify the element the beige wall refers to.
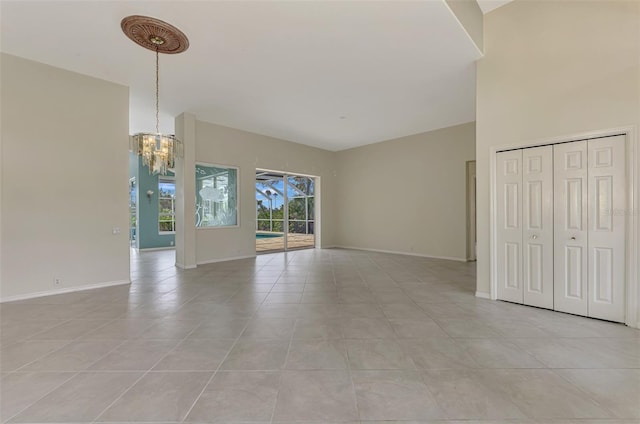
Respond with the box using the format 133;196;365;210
189;120;338;265
335;122;476;260
1;54;130;300
476;1;640;298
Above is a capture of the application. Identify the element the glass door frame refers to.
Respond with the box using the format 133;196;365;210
285;174;315;251
255;169;318;253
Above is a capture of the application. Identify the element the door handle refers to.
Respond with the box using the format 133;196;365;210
570;236;576;240
531;235;537;240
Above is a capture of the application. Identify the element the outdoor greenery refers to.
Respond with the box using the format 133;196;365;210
256;176;315;234
159;181;175;232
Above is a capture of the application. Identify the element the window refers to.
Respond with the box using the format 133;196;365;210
196;163;238;227
158;178;176;233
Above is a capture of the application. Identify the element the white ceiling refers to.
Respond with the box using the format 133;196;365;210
476;0;514;14
1;1;483;151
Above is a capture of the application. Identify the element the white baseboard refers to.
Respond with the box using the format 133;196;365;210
334;245;467;262
475;290;491;299
175;262;197;270
0;279;130;303
197;255;256;266
136;246;176;252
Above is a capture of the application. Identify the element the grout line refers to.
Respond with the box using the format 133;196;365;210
2;370;80;423
90;343;187;422
333;256;362;423
181;263;286;424
3;323;140;422
5;249;637;423
549;367;625;418
87;288;218;424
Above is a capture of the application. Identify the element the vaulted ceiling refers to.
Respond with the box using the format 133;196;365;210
2;1;510;151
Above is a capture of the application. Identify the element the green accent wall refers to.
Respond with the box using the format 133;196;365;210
129;153;175;249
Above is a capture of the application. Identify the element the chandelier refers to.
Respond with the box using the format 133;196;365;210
121;15;189;175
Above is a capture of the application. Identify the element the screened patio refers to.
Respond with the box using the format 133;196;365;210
255;170;315;252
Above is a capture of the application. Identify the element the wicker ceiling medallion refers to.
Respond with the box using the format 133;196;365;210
121;15;189;54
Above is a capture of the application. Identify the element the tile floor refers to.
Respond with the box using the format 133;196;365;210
1;248;638;424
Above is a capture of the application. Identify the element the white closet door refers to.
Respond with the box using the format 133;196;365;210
554;141;588;316
497;150;523;303
522;146;554;309
587;136;626;322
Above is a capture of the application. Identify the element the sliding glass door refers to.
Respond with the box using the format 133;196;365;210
286;176;315;251
256;172;285;252
256;170;316;253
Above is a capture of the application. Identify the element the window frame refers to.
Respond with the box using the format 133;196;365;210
158;177;176;234
195;162;240;229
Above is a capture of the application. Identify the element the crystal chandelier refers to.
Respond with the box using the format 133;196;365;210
121;15;189;175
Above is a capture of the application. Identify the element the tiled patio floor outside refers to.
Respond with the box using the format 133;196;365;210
256;233;315;252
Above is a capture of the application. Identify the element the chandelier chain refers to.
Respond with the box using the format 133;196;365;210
123;15;187;176
155;47;159;134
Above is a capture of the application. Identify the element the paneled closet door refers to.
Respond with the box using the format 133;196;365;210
497;150;523;303
587;136;626;322
554;141;588;316
522;146;554;309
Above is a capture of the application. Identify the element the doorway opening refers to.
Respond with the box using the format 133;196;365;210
466;160;477;261
255;170;317;253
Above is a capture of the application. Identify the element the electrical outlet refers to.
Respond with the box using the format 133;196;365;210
54;278;61;286
112;227;121;235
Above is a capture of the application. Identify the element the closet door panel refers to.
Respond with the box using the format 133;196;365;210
497;150;524;303
522;146;554;309
587;135;626;322
554;141;588;316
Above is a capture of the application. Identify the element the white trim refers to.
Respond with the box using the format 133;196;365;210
195;161;241;229
158;176;177;235
175;262;197;269
475;291;491;299
255;168;320;252
442;0;484;57
315;175;321;249
254;167;319;179
137;246;176;252
490;144;498;301
196;225;241;230
626;126;639;328
489;125;638;328
466;160;477;261
197;254;256;265
0;279;130;303
334;245;467;262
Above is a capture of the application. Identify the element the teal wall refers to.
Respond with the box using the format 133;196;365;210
129;152;139;248
129;153;175;249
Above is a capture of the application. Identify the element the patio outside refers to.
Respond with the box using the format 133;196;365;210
256;171;315;253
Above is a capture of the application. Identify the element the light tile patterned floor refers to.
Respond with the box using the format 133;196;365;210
1;248;639;423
